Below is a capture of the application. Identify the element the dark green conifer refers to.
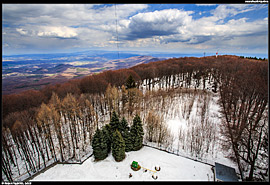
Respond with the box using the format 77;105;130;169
119;117;133;152
112;129;126;162
123;131;133;152
130;114;144;151
109;111;120;131
102;124;112;153
119;117;129;133
125;75;136;89
92;128;108;160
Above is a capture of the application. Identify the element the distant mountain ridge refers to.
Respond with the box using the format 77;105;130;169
2;53;163;95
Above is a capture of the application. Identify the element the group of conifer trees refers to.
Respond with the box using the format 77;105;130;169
92;111;144;162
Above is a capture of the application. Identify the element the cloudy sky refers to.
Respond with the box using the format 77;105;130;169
2;4;268;56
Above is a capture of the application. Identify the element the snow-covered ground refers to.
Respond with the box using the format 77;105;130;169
161;91;238;170
31;146;214;181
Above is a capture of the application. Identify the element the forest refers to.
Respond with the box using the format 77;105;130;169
2;55;268;181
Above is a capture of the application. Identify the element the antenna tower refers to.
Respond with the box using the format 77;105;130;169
114;4;120;59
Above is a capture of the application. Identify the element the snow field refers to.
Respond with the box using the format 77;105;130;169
31;146;214;181
162;93;238;172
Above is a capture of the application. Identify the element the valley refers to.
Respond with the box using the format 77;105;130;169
2;51;163;95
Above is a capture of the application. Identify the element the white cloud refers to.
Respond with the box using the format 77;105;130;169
211;4;257;20
122;9;193;40
3;4;148;27
93;4;268;52
16;28;28;35
16;26;78;39
36;26;78;38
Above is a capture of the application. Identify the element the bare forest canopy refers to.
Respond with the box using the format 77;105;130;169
2;55;268;127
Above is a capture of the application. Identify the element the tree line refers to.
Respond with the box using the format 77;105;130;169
240;56;267;60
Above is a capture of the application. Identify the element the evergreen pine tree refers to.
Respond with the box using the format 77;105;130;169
102;124;112;154
109;111;120;131
123;130;133;152
119;117;129;133
130;114;144;151
112;129;126;162
92;128;108;160
125;75;136;89
119;117;133;152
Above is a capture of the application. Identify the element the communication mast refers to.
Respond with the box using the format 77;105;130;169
114;4;120;59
